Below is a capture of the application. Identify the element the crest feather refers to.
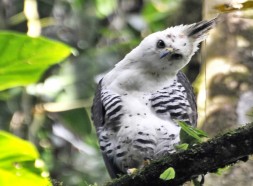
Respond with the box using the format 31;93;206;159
186;17;217;39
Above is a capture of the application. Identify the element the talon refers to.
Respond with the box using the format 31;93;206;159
127;168;138;175
143;159;151;166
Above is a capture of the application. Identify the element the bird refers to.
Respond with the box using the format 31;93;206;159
92;18;216;178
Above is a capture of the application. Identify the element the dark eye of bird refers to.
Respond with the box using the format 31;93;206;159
156;40;166;49
171;53;183;60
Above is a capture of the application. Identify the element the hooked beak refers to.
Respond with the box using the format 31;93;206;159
160;47;174;59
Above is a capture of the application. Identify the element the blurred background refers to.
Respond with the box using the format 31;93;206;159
0;0;253;185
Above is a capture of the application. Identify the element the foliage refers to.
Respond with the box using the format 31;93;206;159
57;107;92;136
178;121;208;144
162;122;208;183
0;131;51;186
215;166;231;176
0;31;72;91
175;143;189;151
0;31;71;185
159;167;175;181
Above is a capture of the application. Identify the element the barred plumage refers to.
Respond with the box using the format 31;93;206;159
151;73;196;124
92;18;216;178
102;90;123;121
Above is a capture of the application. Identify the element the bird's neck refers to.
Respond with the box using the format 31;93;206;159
103;46;179;93
103;63;177;93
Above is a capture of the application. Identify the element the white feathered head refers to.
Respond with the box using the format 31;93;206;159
125;18;217;74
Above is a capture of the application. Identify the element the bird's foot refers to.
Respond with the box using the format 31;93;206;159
127;168;138;175
127;159;151;175
143;159;151;166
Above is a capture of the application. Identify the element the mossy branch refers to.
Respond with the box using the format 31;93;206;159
106;122;253;186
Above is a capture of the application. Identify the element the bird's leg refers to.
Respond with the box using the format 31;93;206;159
127;158;152;175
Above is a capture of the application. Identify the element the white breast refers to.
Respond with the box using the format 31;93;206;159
110;92;180;171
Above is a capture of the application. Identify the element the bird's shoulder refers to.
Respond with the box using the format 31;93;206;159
150;71;197;126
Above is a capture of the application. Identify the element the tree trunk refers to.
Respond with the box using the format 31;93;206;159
196;0;253;185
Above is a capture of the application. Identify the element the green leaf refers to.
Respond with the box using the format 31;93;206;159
0;131;51;186
0;131;39;164
58;107;92;136
175;143;189;151
215;166;230;175
0;168;51;186
0;31;72;91
159;167;175;181
178;121;208;143
180;129;199;145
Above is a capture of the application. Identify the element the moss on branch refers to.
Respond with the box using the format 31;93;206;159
106;122;253;186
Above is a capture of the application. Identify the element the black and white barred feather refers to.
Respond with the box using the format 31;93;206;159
151;72;197;125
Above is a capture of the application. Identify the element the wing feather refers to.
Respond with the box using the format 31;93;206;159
176;71;198;126
150;71;197;126
91;80;105;129
91;79;123;178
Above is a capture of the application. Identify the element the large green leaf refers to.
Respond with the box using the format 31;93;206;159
0;31;72;91
0;131;51;186
0;131;39;164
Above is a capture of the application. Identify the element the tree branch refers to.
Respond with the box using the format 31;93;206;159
106;122;253;186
